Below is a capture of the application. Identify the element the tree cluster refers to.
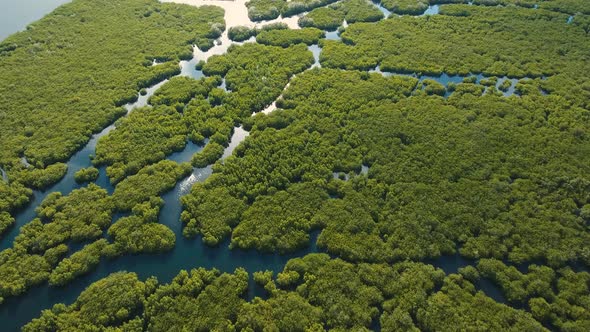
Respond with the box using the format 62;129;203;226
24;255;545;331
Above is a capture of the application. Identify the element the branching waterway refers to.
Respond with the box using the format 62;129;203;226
0;1;514;330
0;2;319;330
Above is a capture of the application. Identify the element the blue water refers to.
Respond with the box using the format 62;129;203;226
368;67;528;98
429;254;507;304
308;44;321;68
0;0;70;41
324;30;342;41
0;93;319;331
179;55;205;79
495;77;518;96
373;1;392;18
421;5;440;16
420;72;482;86
0;79;168;252
0;28;327;327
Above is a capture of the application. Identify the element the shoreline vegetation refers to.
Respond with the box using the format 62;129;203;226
0;0;589;330
0;0;225;209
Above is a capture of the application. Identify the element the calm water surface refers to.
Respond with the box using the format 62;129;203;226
0;0;70;41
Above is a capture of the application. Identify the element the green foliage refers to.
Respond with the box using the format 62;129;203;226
319;4;589;109
191;142;225;168
16;163;68;189
0;184;114;300
183;98;235;144
0;212;15;237
539;0;590;15
191;66;590;268
181;70;417;248
43;244;69;267
228;26;257;42
547;268;590;330
417;274;545;330
0;247;50;301
420;78;446;96
0;0;224;169
202;43;313;116
338;0;386;23
279;254;383;328
194;60;205;71
0;181;32;212
48;239;108;287
299;0;384;30
24;272;148;331
181;184;247;245
21;255;573;330
74;167;99;183
144;268;248;331
253;270;274;286
237;291;323;331
458;265;480;282
381;0;430;15
299;7;345;30
478;259;555;303
499;78;513;91
94;106;189;183
107;198;175;255
16;184;114;253
472;0;537;8
246;0;342;21
0;180;32;237
246;0;284;21
477;259;590;329
6;1;590;329
276;254;446;329
282;0;341;17
256;28;324;47
149;76;221;106
231;182;329;253
259;22;290;31
112;160;192;211
0;0;224;228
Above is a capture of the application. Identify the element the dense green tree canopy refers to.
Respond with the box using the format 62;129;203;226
1;0;589;330
24;256;548;331
320;5;590;107
0;0;225;239
0;0;224;171
112;160;192;211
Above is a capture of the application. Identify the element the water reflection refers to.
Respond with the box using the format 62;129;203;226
421;5;439;16
308;44;321;68
324;30;342;41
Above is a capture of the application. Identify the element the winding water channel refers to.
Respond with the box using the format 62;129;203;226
0;1;513;330
0;3;317;330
